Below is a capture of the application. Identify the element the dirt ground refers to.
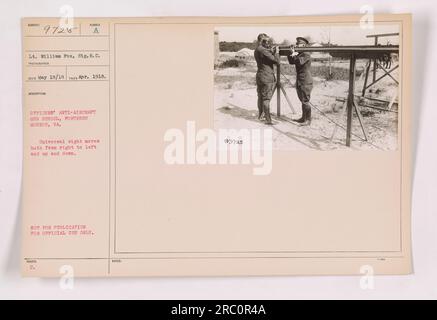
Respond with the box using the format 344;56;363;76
214;55;399;151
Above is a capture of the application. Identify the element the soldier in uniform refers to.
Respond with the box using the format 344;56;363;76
288;36;313;126
254;34;280;125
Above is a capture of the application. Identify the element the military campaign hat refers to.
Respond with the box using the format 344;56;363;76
296;36;310;44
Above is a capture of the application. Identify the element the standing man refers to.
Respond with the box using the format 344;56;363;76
254;33;280;125
288;36;313;126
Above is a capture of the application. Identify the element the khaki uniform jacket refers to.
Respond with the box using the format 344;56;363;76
254;45;279;84
287;52;313;88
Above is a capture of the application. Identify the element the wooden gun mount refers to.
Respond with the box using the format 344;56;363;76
277;45;399;59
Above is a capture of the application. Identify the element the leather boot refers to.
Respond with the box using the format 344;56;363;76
257;98;264;120
263;101;273;125
293;104;306;123
299;105;311;126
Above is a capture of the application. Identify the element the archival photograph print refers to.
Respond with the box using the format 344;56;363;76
213;24;401;150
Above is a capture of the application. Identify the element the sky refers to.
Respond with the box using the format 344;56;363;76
216;24;400;46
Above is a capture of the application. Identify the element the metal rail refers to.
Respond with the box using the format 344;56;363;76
278;45;399;59
366;32;399;38
280;45;399;53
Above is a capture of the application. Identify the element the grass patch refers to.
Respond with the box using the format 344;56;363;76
218;59;247;69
